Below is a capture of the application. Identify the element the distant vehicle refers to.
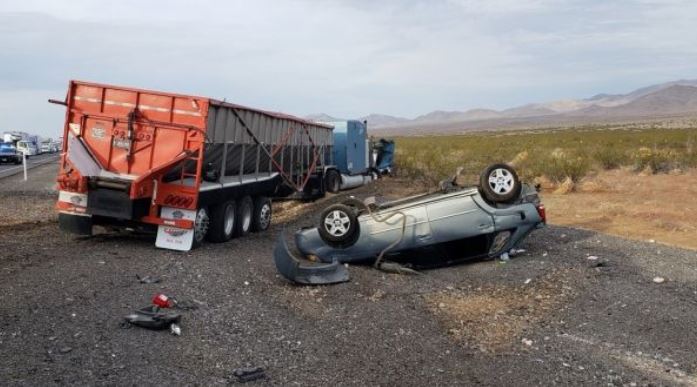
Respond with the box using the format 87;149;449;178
0;143;22;164
16;140;39;157
40;142;59;153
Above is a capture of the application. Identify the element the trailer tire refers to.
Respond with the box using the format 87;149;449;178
206;200;236;243
325;169;341;193
235;196;253;237
318;203;360;248
192;207;210;248
251;196;272;232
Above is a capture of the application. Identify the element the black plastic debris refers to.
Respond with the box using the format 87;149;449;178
232;367;266;383
136;274;161;284
122;306;181;330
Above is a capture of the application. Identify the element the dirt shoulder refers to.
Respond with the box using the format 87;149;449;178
542;168;697;251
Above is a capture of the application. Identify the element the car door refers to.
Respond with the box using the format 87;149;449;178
426;192;495;243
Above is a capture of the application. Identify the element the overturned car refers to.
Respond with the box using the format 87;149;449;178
274;164;546;284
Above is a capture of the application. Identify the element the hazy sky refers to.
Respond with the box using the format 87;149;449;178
1;0;696;137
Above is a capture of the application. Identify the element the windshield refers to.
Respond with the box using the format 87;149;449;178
0;143;15;151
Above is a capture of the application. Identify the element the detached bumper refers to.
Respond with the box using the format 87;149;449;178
273;233;349;285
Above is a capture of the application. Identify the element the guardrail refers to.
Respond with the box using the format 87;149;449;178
0;154;60;180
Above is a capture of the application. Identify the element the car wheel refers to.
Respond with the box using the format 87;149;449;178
318;203;360;248
206;200;236;242
234;196;253;237
192;207;210;248
479;163;522;203
251;196;272;232
324;169;341;193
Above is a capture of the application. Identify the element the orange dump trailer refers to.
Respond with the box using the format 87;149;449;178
53;80;334;250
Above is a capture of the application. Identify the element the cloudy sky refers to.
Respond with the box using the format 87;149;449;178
1;0;696;137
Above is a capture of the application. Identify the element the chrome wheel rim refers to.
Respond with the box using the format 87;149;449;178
324;210;350;236
194;208;210;242
488;168;515;194
259;203;271;229
223;204;235;236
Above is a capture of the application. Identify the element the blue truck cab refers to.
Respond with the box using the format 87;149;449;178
331;120;369;175
320;120;394;193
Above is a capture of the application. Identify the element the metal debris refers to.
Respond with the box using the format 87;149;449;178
136;274;161;284
232;367;266;383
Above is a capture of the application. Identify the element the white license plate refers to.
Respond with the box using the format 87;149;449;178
156;226;193;251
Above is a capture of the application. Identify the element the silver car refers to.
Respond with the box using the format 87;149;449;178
274;164;546;284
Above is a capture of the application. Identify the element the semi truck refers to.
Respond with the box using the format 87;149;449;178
51;80;390;251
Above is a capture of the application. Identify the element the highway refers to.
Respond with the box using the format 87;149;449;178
0;152;60;180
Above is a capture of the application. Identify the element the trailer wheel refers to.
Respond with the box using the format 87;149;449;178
235;196;253;237
206;200;236;243
325;169;341;193
192;207;210;248
318;204;360;248
251;196;272;232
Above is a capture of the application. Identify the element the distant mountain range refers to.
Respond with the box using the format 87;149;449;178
306;79;697;134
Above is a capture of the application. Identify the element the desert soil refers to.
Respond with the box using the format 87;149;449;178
542;168;697;251
1;164;697;385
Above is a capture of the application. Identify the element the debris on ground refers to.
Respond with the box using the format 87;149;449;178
511;248;527;256
123;305;182;330
136;274;161;284
152;293;177;308
231;366;266;383
653;276;666;284
521;338;533;346
377;261;421;275
170;323;181;336
587;255;598;261
499;252;510;261
591;259;609;268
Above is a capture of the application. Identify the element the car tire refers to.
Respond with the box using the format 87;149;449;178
14;158;21;165
318;203;360;248
234;196;253;237
192;207;210;248
251;196;272;232
324;169;341;193
479;163;522;203
206;200;236;242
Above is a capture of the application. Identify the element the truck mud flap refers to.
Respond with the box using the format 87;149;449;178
58;212;93;236
273;232;349;285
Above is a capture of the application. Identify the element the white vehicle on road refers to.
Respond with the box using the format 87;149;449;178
16;140;39;157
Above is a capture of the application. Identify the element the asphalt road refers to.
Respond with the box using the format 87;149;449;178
1;165;696;386
0;153;60;179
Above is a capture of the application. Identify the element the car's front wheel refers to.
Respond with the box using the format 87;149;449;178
318;204;360;248
479;163;522;203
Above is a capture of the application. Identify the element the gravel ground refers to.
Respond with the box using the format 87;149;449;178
1;165;697;386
